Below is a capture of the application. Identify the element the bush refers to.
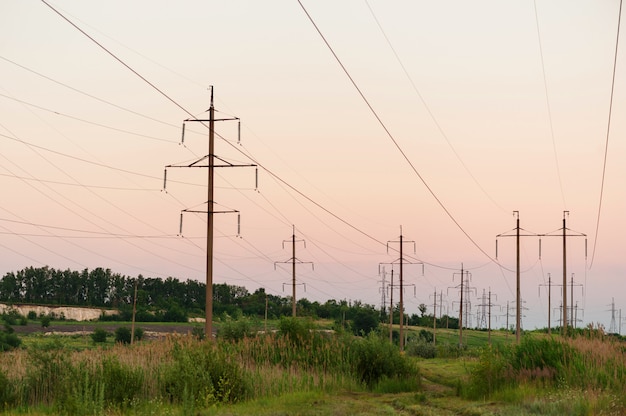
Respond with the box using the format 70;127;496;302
350;332;416;388
134;326;144;342
278;316;315;346
352;308;380;336
162;340;249;406
114;327;132;344
0;331;21;351
91;328;108;343
406;339;437;359
40;315;52;328
27;311;37;320
114;326;143;344
219;314;255;342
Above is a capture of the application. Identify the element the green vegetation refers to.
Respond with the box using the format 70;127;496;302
0;319;416;415
1;269;626;415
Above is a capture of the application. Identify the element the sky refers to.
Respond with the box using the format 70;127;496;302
0;1;624;331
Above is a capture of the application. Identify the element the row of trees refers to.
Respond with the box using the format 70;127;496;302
0;266;458;329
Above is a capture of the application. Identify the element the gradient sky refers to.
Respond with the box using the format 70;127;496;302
1;1;624;330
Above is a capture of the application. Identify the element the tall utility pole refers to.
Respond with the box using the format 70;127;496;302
382;227;420;351
378;267;387;319
539;273;559;335
541;211;586;335
568;273;583;329
389;269;394;343
609;298;618;333
430;288;438;345
449;265;475;347
487;288;497;345
165;87;256;340
275;225;313;317
496;211;539;344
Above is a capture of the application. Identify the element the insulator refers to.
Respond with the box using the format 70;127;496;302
163;169;167;191
179;213;183;235
495;239;498;259
585;238;588;259
237;213;241;236
255;168;258;190
237;120;241;144
539;238;542;259
181;123;186;144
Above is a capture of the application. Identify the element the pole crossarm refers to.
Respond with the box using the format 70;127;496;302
382;226;421;351
275;226;313;317
164;86;256;341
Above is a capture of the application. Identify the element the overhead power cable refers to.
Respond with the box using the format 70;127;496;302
295;0;497;264
590;0;623;268
364;0;508;215
40;0;493;276
39;1;390;255
533;0;567;209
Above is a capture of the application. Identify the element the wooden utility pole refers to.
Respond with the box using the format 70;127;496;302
130;278;138;344
381;227;420;351
276;226;312;317
165;87;256;340
540;211;586;336
496;211;539;344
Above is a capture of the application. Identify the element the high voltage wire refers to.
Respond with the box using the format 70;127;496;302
590;0;623;269
0;92;176;144
295;0;499;266
533;0;567;210
364;0;509;215
37;1;398;262
0;55;177;130
37;0;514;303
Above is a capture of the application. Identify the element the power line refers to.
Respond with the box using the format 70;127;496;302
0;92;176;144
295;0;498;265
590;0;623;268
533;0;567;209
364;0;508;215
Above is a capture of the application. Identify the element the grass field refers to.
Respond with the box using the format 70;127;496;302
1;318;625;415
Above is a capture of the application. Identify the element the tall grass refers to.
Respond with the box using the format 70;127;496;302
465;332;626;401
0;324;418;414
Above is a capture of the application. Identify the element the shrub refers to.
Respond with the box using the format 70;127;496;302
134;326;144;342
0;331;21;351
278;316;315;346
162;340;249;405
40;315;52;328
219;314;255;342
91;328;108;343
406;339;437;359
27;311;37;320
352;308;379;336
114;327;132;344
350;332;415;388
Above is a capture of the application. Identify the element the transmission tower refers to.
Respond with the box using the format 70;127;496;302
496;211;539;344
540;211;587;335
275;225;313;317
164;87;256;340
538;273;561;335
378;267;388;318
609;298;618;333
380;226;422;351
448;265;476;347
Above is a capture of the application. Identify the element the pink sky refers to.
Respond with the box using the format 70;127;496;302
0;1;624;330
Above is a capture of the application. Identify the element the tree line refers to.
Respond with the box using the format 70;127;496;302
0;266;458;328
